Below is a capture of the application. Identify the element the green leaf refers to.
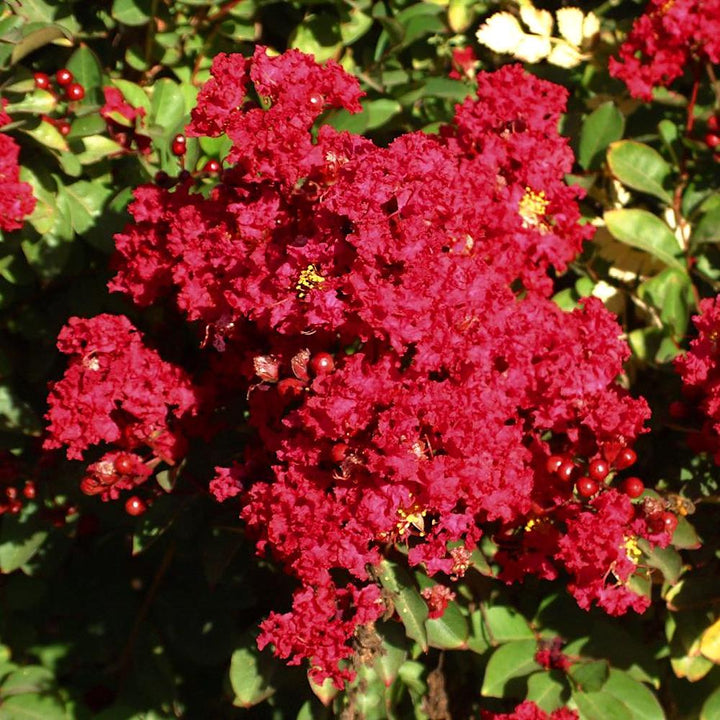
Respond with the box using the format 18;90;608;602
0;692;66;719
66;45;103;94
10;25;70;65
701;685;720;720
111;78;151;113
0;507;48;574
0;385;42;435
482;604;534;643
340;10;373;45
426;599;468;649
149;78;186;137
572;690;633;720
229;643;277;708
20;120;68;153
638;539;682;585
578;102;625;170
604;209;685;270
377;561;428;651
290;15;341;63
692;194;720;245
603;669;665;720
112;0;152;25
0;665;54;696
569;660;610;693
638;268;694;339
607;141;673;203
4;90;57;115
481;640;540;698
526;671;567;712
373;622;407;687
672;517;701;550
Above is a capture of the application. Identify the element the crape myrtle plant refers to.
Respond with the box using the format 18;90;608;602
3;0;720;718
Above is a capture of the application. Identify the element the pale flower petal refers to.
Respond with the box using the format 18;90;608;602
556;7;584;47
547;41;583;68
476;12;526;54
513;34;552;63
582;12;600;41
519;5;553;37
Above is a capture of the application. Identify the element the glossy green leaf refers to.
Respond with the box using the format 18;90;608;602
377;561;428;651
701;685;720;720
4;89;56;115
692;194;720;245
638;267;694;338
0;692;66;719
603;669;665;720
149;78;186;137
20;120;68;153
569;660;609;693
373;622;407;687
526;671;567;712
290;15;341;62
10;24;70;64
639;539;683;585
229;644;277;708
604;209;685;270
0;507;48;574
426;599;468;649
112;0;152;25
578;102;624;170
481;640;540;697
482;604;534;643
607;141;673;202
572;690;633;720
66;45;103;93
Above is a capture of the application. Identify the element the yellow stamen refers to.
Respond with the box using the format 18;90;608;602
519;187;550;230
295;264;326;299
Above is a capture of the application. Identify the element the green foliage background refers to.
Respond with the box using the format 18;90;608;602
1;0;720;717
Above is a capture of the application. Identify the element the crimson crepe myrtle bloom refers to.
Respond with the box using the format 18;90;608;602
50;48;659;687
610;0;720;100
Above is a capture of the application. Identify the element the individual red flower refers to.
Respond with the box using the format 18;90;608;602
0;133;36;232
610;0;720;100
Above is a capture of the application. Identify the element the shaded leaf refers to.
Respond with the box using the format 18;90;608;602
607;141;673;203
604;209;685;270
481;640;540;697
578;102;624;170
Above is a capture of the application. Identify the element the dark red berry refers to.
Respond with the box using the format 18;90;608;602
80;476;106;496
125;496;147;517
588;459;609;482
56;68;73;87
310;352;335;376
546;455;564;474
8;500;22;515
709;115;720;132
171;134;186;156
576;477;599;498
65;82;85;101
22;481;36;500
154;170;170;187
556;460;576;482
34;72;50;90
614;447;637;470
57;120;71;137
622;476;645;499
114;454;134;475
330;443;348;464
706;133;720;149
5;486;17;501
203;159;221;173
661;511;678;535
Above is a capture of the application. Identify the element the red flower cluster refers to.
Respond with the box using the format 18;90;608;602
47;48;664;685
609;0;720;100
45;315;201;499
482;701;578;720
0;128;36;232
676;295;720;462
